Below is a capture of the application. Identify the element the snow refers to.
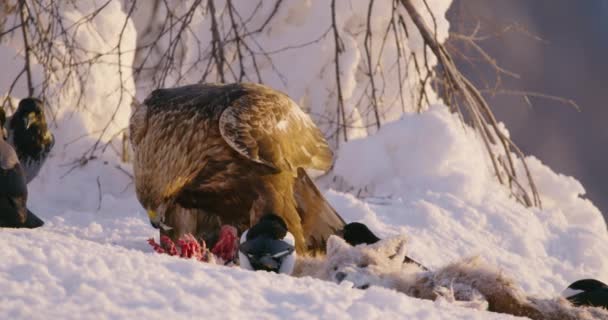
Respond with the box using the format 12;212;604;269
327;105;608;296
1;229;520;320
0;0;607;319
14;0;137;214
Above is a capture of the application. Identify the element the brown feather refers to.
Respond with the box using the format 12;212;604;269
219;83;333;173
130;82;344;253
294;168;345;252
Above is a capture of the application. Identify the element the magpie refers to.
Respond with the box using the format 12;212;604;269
562;278;608;308
238;214;297;274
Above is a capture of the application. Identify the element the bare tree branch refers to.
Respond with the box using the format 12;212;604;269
331;0;347;145
18;0;34;96
399;0;541;208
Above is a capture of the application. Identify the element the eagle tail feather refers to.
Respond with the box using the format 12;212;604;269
294;167;345;254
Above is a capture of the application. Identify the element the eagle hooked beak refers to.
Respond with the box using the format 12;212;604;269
24;112;38;130
147;209;173;231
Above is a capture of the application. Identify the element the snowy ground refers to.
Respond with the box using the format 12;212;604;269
1;1;608;319
3;106;608;320
1;230;519;320
2;191;522;320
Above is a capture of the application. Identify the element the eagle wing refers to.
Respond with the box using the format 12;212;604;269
132;83;333;203
219;83;333;175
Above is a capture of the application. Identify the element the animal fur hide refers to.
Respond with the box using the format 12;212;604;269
293;235;608;320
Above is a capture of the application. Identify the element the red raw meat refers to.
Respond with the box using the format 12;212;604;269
148;225;240;265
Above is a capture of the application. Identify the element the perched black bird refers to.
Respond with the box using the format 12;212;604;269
562;279;608;308
341;222;381;246
0;138;44;228
238;214;296;274
339;222;428;271
5;98;55;183
0;104;6;139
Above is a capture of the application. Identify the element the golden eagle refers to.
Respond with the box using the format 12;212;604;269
130;83;345;254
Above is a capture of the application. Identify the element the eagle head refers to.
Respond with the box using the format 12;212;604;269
146;205;170;231
135;181;173;231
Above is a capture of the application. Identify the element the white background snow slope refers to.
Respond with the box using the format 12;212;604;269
1;1;607;319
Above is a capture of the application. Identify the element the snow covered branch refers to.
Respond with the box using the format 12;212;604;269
0;0;543;206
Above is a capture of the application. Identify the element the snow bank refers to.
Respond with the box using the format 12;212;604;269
328;105;608;296
1;0;137;213
0;229;518;320
333;104;490;203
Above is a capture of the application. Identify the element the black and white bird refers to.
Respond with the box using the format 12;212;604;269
562;278;608;308
238;214;296;274
4;98;55;183
339;222;428;271
0;138;44;228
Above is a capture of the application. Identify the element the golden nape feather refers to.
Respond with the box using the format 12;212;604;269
129;82;344;254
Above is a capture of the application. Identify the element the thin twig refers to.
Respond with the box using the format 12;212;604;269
331;0;347;145
96;176;102;211
18;0;34;96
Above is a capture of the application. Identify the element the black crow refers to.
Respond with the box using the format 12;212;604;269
5;98;54;183
0;138;44;228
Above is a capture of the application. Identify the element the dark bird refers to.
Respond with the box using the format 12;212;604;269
341;222;381;246
0;138;44;228
238;214;296;274
339;222;428;270
129;83;345;254
4;98;55;183
562;278;608;308
0;103;7;139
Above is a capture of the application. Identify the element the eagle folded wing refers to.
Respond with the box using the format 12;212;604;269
294;167;345;249
219;84;333;175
